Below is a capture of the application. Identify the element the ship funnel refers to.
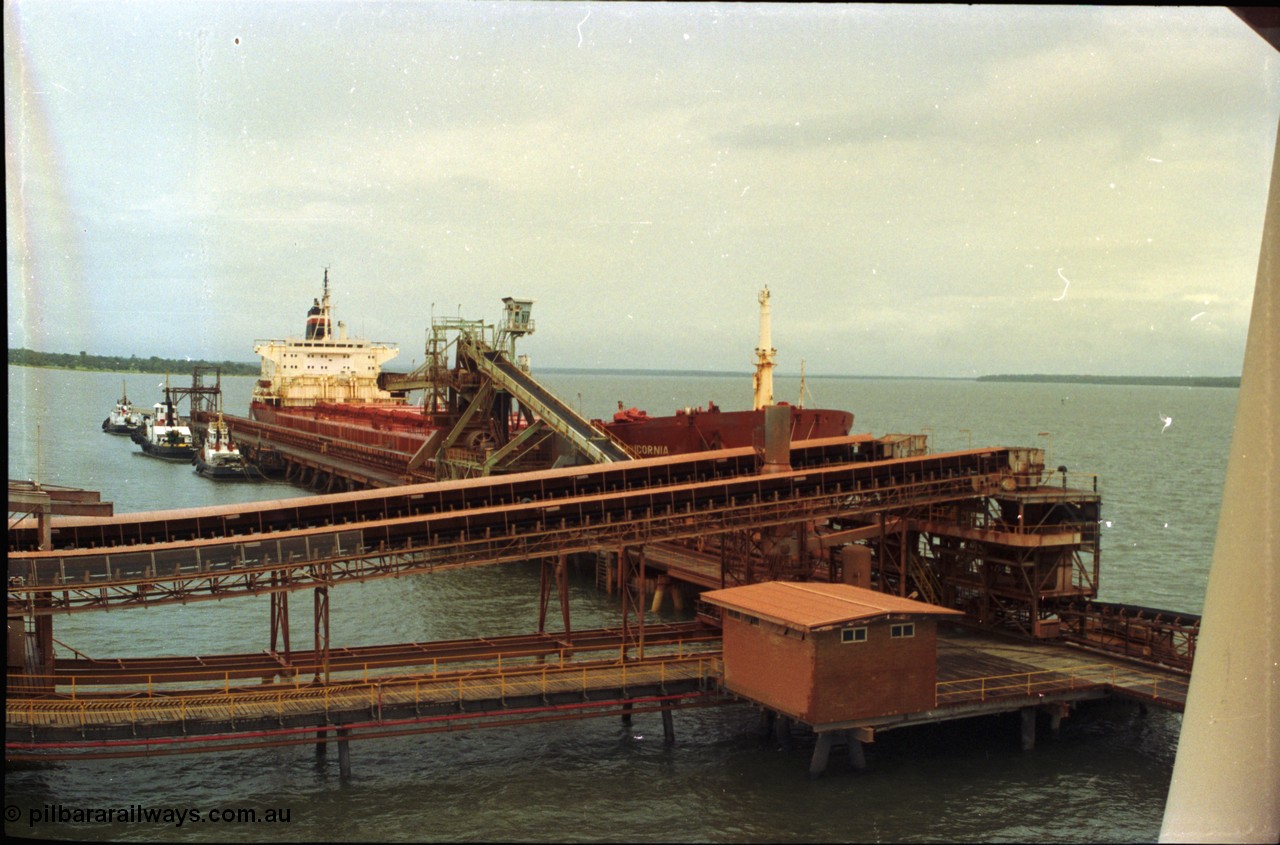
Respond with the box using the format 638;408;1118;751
752;287;776;410
306;269;334;340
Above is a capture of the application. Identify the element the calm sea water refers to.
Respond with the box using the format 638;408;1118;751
5;365;1238;842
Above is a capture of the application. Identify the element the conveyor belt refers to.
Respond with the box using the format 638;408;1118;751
463;339;635;462
7;446;1015;613
7;438;869;551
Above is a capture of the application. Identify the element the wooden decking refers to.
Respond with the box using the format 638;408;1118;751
935;623;1189;711
7;624;1188;759
6;649;722;746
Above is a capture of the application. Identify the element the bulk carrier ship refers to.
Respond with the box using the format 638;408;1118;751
596;287;852;456
223;273;852;489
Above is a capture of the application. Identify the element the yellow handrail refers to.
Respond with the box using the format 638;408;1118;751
7;654;723;732
934;661;1189;706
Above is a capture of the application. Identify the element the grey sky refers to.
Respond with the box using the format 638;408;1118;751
6;2;1278;377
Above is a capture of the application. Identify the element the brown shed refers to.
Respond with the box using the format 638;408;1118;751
702;582;964;729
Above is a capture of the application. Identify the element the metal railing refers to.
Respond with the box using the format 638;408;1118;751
7;654;725;732
11;636;721;698
935;661;1190;707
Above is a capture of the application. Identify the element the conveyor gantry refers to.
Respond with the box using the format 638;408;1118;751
7;442;1023;614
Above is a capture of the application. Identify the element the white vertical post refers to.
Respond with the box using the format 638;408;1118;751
1160;117;1280;843
752;287;776;410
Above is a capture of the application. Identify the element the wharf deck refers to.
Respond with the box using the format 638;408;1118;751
936;623;1188;709
6;650;724;761
6;624;1187;760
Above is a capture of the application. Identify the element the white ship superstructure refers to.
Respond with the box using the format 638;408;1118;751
251;269;401;411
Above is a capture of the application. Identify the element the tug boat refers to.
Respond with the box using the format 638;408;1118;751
194;413;263;480
134;392;196;461
101;381;142;435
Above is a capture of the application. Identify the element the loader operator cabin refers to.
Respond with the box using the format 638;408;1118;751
701;582;964;728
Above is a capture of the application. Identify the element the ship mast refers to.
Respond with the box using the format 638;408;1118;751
752;286;776;410
320;267;333;339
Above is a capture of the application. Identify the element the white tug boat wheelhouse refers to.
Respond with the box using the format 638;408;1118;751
134;387;195;461
194;412;262;480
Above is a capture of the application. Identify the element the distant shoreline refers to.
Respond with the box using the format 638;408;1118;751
7;349;1239;388
7;348;259;377
975;374;1239;388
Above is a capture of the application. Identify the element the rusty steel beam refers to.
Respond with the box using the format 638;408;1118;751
8;483;114;518
8;450;1021;614
43;621;713;687
7;438;870;549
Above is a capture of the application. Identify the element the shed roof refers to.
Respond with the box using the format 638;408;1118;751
701;582;963;633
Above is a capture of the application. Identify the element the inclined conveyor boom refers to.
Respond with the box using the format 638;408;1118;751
460;336;635;463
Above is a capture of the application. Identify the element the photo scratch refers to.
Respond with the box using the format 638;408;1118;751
1190;311;1206;321
1160;414;1173;433
577;9;591;48
1054;268;1070;301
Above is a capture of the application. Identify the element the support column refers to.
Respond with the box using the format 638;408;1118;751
314;583;331;684
336;727;351;778
1161;114;1280;845
1020;706;1036;751
29;516;55;694
651;575;669;614
636;548;646;659
618;546;646;661
845;731;867;770
315;728;327;758
270;578;291;681
662;708;675;746
37;506;52;552
809;732;833;780
537;557;552;633
898;517;909;598
760;709;776;739
557;554;572;648
621;701;632;726
1049;702;1069;737
774;714;793;751
30;611;55;693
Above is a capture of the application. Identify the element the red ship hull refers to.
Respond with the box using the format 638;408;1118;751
601;403;853;458
243;400;853;466
249;401;440;453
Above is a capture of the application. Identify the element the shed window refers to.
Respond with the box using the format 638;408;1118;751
841;627;868;644
890;623;915;639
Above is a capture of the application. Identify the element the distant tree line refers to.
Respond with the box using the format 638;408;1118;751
977;374;1240;388
7;348;259;376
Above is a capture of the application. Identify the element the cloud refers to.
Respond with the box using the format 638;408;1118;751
6;4;1277;377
